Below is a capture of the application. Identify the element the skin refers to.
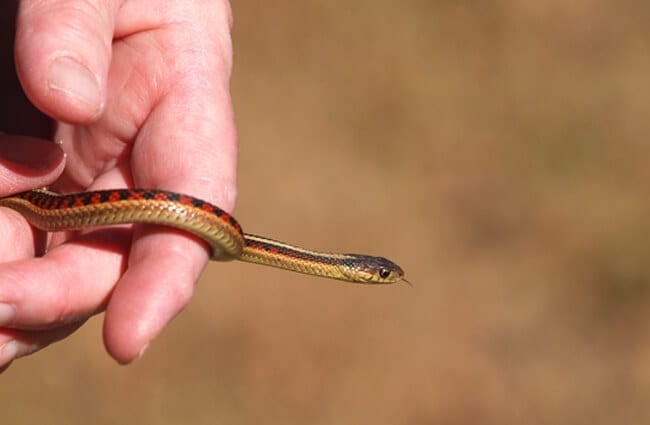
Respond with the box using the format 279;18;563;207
0;0;237;369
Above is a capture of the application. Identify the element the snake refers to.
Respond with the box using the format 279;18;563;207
0;189;406;284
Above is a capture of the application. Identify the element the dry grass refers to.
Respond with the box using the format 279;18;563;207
4;1;650;423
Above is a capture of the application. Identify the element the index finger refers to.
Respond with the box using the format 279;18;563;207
102;3;237;363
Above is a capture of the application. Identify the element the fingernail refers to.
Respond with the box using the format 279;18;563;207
48;56;101;114
0;303;15;326
0;341;18;365
0;138;64;172
137;343;150;360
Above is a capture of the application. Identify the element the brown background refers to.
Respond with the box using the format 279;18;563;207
4;1;650;424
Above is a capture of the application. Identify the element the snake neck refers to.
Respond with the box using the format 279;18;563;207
239;234;353;282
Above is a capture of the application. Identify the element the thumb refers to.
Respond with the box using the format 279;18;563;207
14;0;119;123
0;135;65;194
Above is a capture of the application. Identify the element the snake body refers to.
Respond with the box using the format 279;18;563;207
0;189;405;284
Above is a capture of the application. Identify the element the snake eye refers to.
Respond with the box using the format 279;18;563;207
378;267;391;279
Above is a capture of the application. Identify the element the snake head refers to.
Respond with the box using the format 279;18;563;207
342;255;406;284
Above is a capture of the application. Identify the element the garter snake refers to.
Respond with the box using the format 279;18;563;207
0;189;406;284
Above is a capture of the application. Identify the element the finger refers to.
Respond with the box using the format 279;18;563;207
15;0;121;122
0;136;65;261
104;230;210;363
0;135;65;193
0;228;131;330
103;4;237;363
0;321;84;369
0;209;41;262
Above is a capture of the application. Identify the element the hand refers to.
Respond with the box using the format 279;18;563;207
0;0;237;369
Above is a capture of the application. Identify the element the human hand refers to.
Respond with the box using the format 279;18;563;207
0;0;237;369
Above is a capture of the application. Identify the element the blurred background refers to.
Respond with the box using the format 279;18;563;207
4;1;650;423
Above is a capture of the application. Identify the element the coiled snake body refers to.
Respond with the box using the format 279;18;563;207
0;189;406;284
